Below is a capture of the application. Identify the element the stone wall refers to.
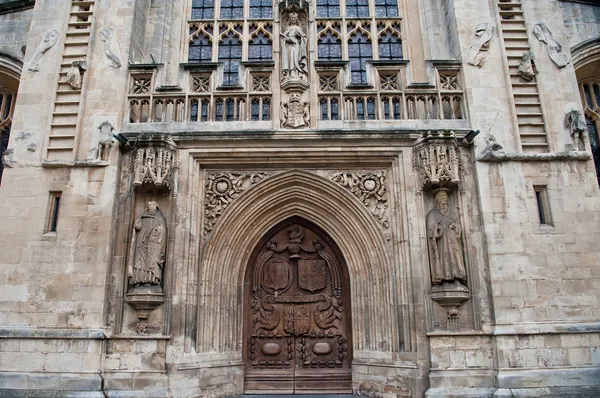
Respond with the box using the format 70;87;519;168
560;0;600;48
0;7;32;64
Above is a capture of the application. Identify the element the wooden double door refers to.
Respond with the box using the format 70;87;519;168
244;219;352;394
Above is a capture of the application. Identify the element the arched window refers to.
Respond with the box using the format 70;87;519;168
189;24;213;63
248;23;273;61
348;28;373;84
316;0;339;18
191;0;214;19
218;25;243;85
0;73;18;186
586;117;600;185
318;29;342;61
578;77;600;186
250;0;272;18
378;30;403;61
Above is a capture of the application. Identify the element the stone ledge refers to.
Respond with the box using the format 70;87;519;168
0;328;108;339
477;149;591;162
0;372;102;392
492;322;600;335
425;387;497;398
41;159;110;168
497;366;600;389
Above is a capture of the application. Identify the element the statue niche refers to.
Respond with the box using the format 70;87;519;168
279;0;309;92
125;201;168;334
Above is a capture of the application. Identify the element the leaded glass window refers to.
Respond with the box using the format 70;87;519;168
191;0;214;19
189;26;213;63
248;23;273;61
316;0;340;18
220;0;244;19
378;31;403;61
0;126;9;185
250;0;272;18
587;118;600;187
375;0;398;17
219;30;243;85
318;31;342;61
348;30;372;84
346;0;370;17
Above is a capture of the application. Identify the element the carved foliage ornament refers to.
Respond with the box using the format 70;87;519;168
330;171;389;230
204;172;271;237
413;134;461;188
132;134;180;192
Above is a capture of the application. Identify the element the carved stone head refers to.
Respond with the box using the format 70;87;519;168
288;12;299;25
147;200;158;215
434;190;449;216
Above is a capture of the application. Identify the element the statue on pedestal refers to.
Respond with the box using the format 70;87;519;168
281;12;308;82
426;190;466;286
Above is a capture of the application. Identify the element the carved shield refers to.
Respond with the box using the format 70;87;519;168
283;305;311;335
298;260;327;292
287;102;305;128
263;258;291;291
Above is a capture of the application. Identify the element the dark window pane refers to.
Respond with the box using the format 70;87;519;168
189;31;213;63
216;100;224;121
348;32;372;84
251;99;260;120
320;99;328;120
220;0;244;19
190;100;199;121
318;31;342;61
249;31;272;60
201;101;209;121
250;0;273;18
192;0;214;19
0;125;10;185
346;0;369;17
378;31;403;60
587;118;600;187
393;99;401;119
356;99;365;120
584;84;593;108
219;32;242;85
316;0;339;17
375;0;398;17
594;84;600;108
262;100;270;120
331;98;339;120
367;97;376;119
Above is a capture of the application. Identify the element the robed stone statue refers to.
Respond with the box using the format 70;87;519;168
128;201;167;288
281;12;308;80
426;190;466;285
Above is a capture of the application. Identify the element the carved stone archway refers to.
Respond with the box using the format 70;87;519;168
197;170;401;361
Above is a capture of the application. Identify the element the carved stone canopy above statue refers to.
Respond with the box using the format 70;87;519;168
132;134;180;193
413;132;461;190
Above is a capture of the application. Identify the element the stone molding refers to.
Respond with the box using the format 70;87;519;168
0;328;108;339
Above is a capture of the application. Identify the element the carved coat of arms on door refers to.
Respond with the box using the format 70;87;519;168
298;259;327;292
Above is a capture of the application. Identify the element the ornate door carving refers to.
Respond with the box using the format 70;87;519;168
244;219;352;394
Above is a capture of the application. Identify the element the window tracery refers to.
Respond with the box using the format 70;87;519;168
0;87;16;185
579;78;600;186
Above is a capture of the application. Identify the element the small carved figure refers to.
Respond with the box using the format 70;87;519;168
565;109;587;151
426;190;466;286
533;23;570;68
28;29;60;72
517;51;537;81
280;12;308;81
66;61;87;90
467;23;493;68
97;121;114;161
128;201;167;288
99;27;123;69
281;93;309;128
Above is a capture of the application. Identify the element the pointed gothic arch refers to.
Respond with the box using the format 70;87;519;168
197;169;402;358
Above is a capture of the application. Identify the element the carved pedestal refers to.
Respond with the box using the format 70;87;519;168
125;285;165;334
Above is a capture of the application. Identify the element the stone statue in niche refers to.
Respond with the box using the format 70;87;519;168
281;93;309;128
66;60;87;90
426;189;467;287
533;23;570;68
281;12;308;83
28;29;60;72
467;23;493;68
97;121;115;161
128;201;167;289
565;109;588;151
517;51;537;81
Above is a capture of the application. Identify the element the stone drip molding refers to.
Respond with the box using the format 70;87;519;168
204;169;393;240
477;135;591;162
204;172;274;238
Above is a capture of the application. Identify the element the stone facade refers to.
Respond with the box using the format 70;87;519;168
0;0;599;397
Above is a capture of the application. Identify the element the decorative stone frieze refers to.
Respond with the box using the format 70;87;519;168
28;29;60;72
204;172;272;237
330;171;390;231
412;132;461;189
132;134;180;192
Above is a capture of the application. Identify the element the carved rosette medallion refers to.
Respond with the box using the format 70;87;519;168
132;134;180;192
412;132;461;189
328;171;390;234
204;172;272;237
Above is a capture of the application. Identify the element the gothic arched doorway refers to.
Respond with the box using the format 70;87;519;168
243;217;352;394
